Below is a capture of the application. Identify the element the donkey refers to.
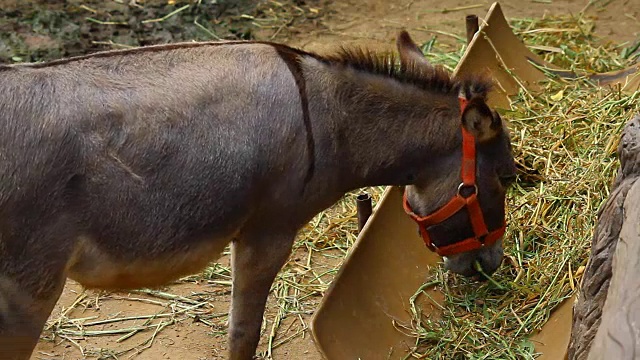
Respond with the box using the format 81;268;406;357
0;30;516;359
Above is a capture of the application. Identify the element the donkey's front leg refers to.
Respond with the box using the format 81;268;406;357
228;230;295;360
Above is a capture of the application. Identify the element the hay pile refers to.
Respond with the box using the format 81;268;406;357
403;14;640;360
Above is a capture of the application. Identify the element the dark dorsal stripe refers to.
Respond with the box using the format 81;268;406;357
0;40;317;71
272;45;316;191
0;39;492;99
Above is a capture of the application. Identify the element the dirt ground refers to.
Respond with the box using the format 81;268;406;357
2;0;637;359
286;0;640;52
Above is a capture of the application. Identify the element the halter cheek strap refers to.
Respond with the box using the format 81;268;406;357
402;97;506;257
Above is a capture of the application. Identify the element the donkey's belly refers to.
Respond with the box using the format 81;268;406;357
66;235;230;290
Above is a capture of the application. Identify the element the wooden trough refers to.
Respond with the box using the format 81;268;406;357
310;2;640;359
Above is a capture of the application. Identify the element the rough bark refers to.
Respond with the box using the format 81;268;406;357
568;114;640;360
587;178;640;359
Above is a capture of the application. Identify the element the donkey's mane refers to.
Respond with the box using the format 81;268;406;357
318;46;493;99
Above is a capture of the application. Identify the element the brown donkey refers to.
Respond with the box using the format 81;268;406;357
0;31;515;359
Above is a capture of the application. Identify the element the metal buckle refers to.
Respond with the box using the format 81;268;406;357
457;182;478;197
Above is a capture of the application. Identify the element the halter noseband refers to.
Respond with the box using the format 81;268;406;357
402;96;506;257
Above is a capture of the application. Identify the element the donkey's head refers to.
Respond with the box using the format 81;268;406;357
396;31;516;278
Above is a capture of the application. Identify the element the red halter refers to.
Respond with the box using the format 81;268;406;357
402;97;506;257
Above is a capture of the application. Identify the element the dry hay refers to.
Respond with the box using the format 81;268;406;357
403;14;640;360
0;0;326;63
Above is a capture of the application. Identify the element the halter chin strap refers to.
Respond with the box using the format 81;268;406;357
402;96;506;257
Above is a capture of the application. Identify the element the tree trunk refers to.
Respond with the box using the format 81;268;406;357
568;114;640;359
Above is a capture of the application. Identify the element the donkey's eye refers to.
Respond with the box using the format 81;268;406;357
499;175;516;187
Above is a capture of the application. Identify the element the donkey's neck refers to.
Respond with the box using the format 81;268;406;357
306;59;463;192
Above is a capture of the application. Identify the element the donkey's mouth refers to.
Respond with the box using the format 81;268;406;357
442;240;504;278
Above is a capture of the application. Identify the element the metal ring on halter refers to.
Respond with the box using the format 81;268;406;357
457;182;478;196
426;242;438;251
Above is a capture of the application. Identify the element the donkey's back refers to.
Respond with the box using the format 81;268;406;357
0;41;316;359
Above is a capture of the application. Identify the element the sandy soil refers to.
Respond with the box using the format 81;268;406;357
18;0;640;359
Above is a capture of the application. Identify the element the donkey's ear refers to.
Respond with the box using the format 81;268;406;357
461;98;501;142
396;30;430;66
